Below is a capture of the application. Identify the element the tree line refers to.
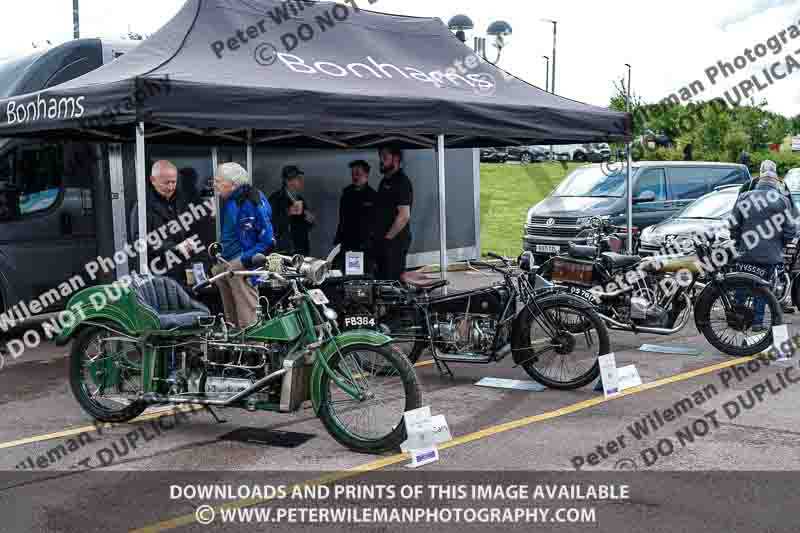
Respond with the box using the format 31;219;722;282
609;79;800;174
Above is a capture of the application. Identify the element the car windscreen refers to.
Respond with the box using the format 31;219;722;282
552;166;629;197
677;190;738;219
0;52;43;98
785;169;800;192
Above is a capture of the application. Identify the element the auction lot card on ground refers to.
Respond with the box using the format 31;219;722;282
598;353;620;397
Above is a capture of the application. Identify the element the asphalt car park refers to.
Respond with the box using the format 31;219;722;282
3;270;800;532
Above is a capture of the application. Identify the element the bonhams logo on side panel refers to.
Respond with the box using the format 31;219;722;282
5;93;86;126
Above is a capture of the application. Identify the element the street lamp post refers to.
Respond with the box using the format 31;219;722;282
542;19;557;93
543;56;550;92
625;63;633;254
73;0;80;39
542;19;557;160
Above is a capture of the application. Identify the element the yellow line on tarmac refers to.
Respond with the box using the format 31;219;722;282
132;354;756;533
0;362;435;452
0;405;204;451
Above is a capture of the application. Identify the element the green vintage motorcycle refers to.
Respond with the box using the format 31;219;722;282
55;247;422;453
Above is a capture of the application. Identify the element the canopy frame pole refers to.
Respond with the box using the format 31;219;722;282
437;134;448;294
135;122;148;274
246;129;253;182
212;147;220;241
626;143;633;254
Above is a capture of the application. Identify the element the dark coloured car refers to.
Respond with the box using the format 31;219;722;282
480;147;508;163
506;145;550;164
522;161;751;262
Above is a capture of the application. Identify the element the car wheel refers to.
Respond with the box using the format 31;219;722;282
574;152;587;162
520;152;533;165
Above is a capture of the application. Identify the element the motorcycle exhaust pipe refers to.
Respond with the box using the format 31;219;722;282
598;294;693;335
599;313;684;335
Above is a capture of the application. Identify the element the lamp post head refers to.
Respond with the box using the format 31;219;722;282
448;14;474;43
487;20;513;52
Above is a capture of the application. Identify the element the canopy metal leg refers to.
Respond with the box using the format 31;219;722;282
437;134;448;293
211;146;220;242
135;122;148;274
246;129;253;181
626;142;633;254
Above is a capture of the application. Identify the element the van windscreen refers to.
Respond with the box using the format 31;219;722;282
552;166;630;198
0;52;44;98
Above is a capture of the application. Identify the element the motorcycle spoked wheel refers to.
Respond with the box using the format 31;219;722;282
511;297;609;390
792;274;800;311
317;343;422;453
69;327;147;423
695;282;783;357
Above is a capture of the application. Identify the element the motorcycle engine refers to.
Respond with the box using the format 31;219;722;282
432;314;497;352
629;294;670;328
168;342;285;403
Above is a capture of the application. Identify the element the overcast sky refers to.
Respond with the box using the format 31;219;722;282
2;0;799;116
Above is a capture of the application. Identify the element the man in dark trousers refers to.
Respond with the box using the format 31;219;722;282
130;160;200;283
373;146;413;281
268;165;315;256
731;161;798;329
334;160;378;273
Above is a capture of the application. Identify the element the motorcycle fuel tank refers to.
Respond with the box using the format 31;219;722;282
427;286;509;316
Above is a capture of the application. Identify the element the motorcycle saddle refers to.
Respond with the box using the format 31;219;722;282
601;252;641;269
568;243;598;259
400;270;449;293
133;275;211;329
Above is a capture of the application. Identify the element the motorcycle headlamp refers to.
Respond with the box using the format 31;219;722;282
518;251;535;272
299;259;329;285
322;306;338;321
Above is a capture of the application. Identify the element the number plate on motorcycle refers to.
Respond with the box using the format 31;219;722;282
535;245;560;254
343;316;377;329
307;289;330;305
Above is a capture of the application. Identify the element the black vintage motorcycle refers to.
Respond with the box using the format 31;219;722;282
539;217;784;357
314;252;612;390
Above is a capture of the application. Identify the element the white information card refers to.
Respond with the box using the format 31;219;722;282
598;353;620;398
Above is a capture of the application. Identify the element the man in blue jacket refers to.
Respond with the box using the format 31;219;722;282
212;163;274;328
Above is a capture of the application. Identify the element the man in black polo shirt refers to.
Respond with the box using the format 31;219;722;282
334;159;378;273
373;146;413;280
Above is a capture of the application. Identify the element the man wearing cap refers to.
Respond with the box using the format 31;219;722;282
731;159;798;329
334;160;378;272
213;162;274;328
269;165;314;256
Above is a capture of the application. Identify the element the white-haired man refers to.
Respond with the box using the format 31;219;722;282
130;160;200;282
212;163;274;328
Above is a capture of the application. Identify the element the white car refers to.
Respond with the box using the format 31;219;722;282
551;143;611;163
786;168;800;192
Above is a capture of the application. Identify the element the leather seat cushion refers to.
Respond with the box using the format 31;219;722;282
133;275;210;329
568;243;598;260
601;252;641;269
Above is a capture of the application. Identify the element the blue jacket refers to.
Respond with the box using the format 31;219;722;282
220;186;274;267
731;179;797;266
